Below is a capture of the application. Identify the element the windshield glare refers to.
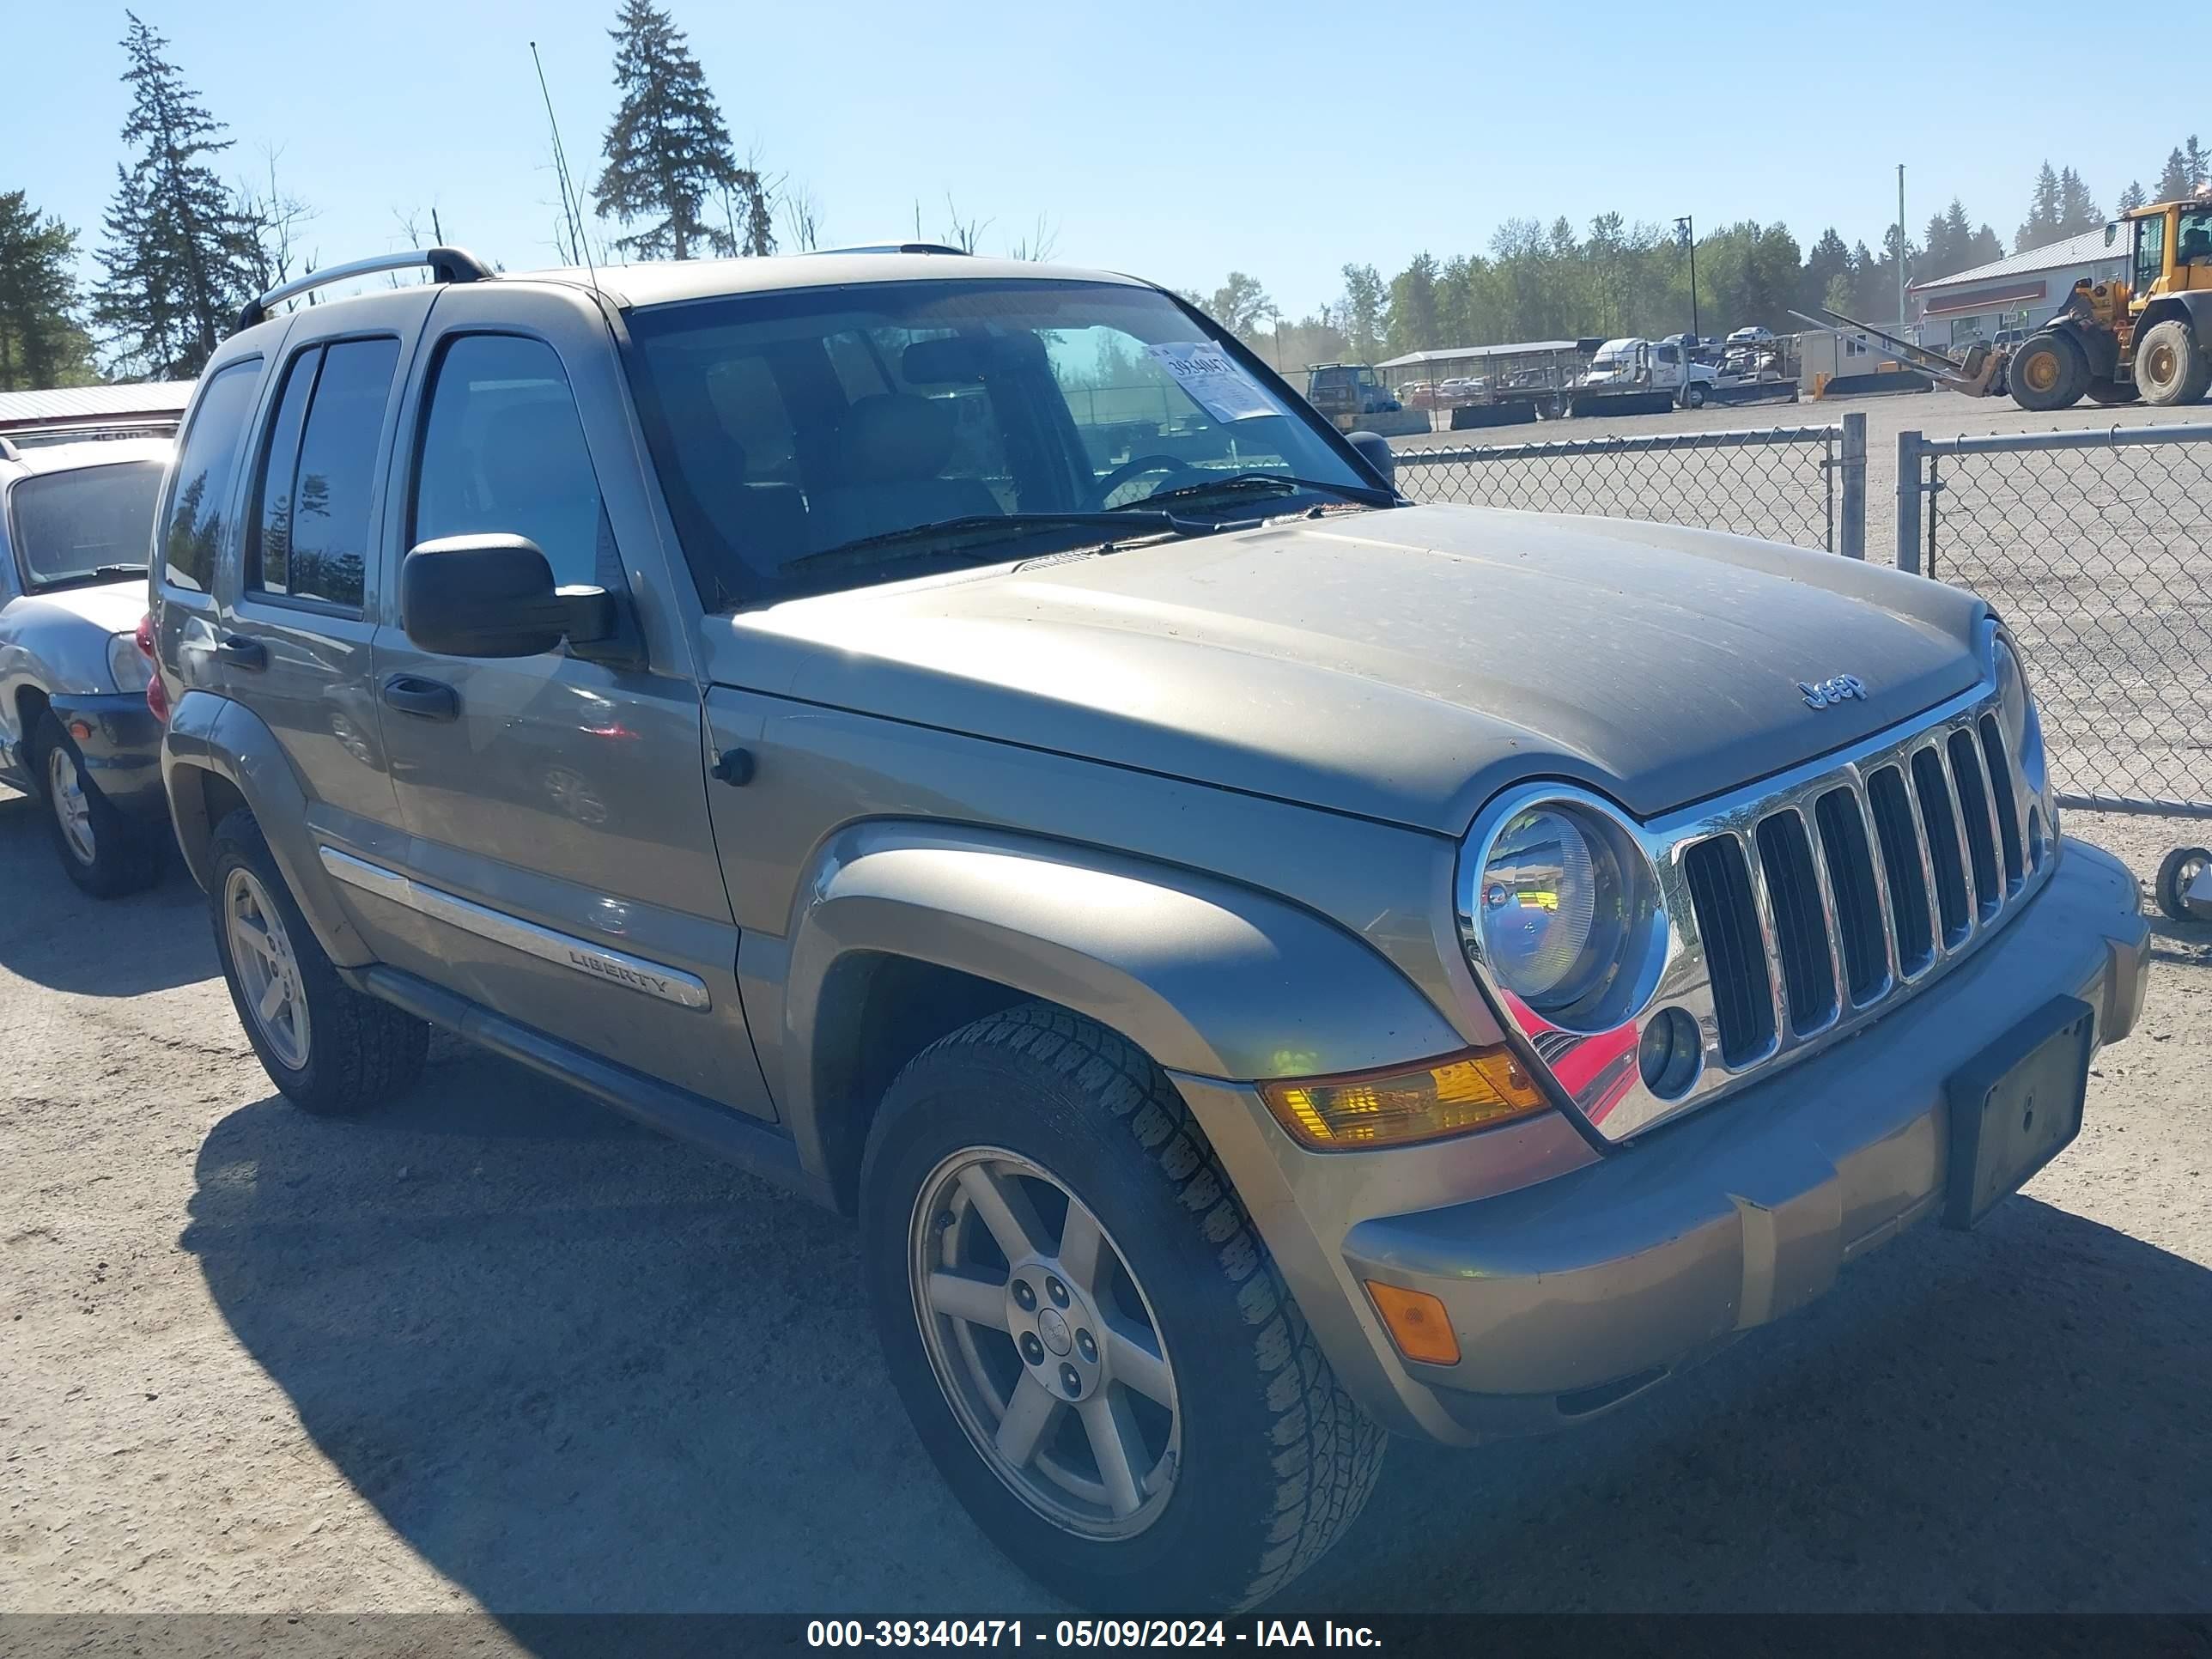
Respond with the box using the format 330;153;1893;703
9;462;165;592
623;278;1374;606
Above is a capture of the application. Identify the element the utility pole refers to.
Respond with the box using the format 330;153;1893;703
1675;215;1698;339
1896;164;1907;330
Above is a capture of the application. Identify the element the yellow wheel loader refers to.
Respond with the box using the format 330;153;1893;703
1804;192;2212;412
1996;195;2212;411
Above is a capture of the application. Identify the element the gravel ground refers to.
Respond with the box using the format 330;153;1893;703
1;778;2207;1621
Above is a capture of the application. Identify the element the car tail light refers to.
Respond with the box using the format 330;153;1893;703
137;613;169;725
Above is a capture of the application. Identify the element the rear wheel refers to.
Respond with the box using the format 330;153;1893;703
2135;319;2211;407
860;1005;1384;1612
208;808;428;1114
2008;331;2089;411
33;711;159;898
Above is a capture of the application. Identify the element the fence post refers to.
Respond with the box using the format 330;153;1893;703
1895;429;1923;574
1838;412;1867;559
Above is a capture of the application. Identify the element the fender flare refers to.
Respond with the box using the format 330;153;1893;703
2138;291;2212;339
161;689;376;967
775;820;1467;1179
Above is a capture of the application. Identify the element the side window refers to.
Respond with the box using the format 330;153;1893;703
2179;209;2212;267
248;337;398;610
2136;214;2166;292
413;334;607;588
159;359;263;594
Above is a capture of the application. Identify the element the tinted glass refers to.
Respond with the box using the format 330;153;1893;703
250;345;319;600
625;279;1367;609
414;334;607;589
9;462;166;591
161;360;263;593
267;337;398;609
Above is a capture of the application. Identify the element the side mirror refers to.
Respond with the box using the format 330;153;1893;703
1345;430;1395;490
400;534;617;659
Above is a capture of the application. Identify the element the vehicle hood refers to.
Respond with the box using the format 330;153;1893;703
726;504;1988;835
9;581;147;635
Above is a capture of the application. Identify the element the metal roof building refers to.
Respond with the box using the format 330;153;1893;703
1908;229;2125;349
0;381;193;443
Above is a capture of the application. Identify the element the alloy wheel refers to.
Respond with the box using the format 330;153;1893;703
46;743;94;866
225;867;311;1071
909;1147;1181;1540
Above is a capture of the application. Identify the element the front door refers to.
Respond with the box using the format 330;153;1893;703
367;286;771;1119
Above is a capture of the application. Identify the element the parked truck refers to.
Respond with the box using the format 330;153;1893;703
1574;336;1721;413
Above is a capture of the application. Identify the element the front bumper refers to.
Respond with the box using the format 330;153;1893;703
1172;839;2149;1444
48;691;168;818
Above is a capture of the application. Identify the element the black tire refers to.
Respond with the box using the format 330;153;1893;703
2008;331;2089;411
2083;378;2140;406
2154;846;2212;921
860;1005;1385;1613
208;807;427;1115
33;711;160;899
2135;319;2211;408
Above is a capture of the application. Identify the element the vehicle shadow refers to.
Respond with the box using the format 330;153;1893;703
0;789;208;997
185;1041;2210;1619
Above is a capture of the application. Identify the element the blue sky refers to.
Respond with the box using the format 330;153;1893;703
3;0;2196;321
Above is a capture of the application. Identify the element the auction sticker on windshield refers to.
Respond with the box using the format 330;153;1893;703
1144;342;1277;422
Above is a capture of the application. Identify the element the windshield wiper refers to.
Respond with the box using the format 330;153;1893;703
781;510;1185;577
1123;472;1395;511
91;562;149;580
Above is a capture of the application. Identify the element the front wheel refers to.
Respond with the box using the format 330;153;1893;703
2009;331;2089;411
33;711;160;898
1682;383;1707;409
860;1006;1384;1613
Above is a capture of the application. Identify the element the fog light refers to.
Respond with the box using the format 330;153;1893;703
1259;1047;1547;1150
1638;1006;1701;1098
1366;1282;1460;1366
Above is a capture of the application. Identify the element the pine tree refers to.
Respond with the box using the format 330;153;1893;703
596;0;768;259
2014;162;2062;252
2118;180;2148;213
2155;146;2193;204
2189;137;2211;194
2056;168;2102;236
0;193;97;391
90;14;258;380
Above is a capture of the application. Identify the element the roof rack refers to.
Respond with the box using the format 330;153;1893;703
236;246;495;331
807;242;973;258
0;436;19;463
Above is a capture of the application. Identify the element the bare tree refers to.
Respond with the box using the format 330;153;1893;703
939;194;991;253
1006;215;1060;263
234;146;315;297
779;180;823;252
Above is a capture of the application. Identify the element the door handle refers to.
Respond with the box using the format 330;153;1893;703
217;635;268;672
380;673;459;721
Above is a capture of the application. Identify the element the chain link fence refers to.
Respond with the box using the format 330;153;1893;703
1391;418;1865;556
1899;423;2212;819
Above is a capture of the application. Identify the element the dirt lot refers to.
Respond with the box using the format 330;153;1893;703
2;772;2208;1622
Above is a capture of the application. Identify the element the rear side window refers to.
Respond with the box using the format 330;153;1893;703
250;337;399;611
160;359;262;594
412;333;608;590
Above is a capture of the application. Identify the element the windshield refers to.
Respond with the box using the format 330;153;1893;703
9;462;165;592
623;278;1376;606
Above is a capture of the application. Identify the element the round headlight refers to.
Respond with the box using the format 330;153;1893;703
1466;795;1667;1029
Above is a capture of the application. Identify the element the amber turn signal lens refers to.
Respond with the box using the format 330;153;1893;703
1257;1048;1547;1150
1366;1282;1461;1366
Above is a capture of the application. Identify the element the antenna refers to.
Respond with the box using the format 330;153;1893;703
530;40;599;289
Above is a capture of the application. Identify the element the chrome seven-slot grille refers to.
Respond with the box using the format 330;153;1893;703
1673;687;2046;1078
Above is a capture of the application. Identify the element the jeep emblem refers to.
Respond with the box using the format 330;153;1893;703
1799;673;1868;709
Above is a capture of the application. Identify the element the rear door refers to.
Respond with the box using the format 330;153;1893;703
220;295;428;846
365;283;771;1118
